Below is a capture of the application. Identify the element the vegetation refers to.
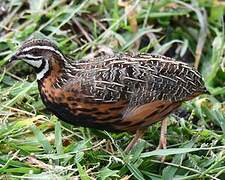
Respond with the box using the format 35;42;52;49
0;0;225;179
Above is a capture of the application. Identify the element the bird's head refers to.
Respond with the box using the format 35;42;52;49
10;39;67;80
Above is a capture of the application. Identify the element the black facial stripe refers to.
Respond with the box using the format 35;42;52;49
24;56;42;61
18;50;43;60
35;59;46;73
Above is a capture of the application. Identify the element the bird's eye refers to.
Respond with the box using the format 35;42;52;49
31;50;40;56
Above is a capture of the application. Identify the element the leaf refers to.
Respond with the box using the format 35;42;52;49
50;0;88;36
28;0;46;11
1;167;41;174
76;162;91;180
130;140;145;159
142;171;162;180
126;163;145;180
153;40;184;54
140;146;225;158
162;141;195;180
31;124;54;154
98;167;120;180
55;121;63;155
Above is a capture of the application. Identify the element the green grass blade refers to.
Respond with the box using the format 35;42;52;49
127;163;145;180
76;162;91;180
55;121;63;155
141;146;225;158
31;124;54;154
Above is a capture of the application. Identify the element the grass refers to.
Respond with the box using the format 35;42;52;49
0;0;225;179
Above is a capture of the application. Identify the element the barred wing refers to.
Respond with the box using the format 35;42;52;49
76;53;207;104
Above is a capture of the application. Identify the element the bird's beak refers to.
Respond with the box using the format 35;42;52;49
9;55;18;62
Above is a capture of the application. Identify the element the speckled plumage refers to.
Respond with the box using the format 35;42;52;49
11;39;208;133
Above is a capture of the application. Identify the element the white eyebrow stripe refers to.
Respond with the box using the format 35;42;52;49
20;54;43;59
22;45;64;59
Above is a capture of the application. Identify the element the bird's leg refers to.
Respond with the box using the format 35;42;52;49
125;129;145;153
158;118;168;150
157;118;168;162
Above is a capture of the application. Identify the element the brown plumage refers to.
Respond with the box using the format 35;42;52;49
11;39;208;150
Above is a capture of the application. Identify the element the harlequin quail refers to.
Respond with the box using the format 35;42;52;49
10;39;208;152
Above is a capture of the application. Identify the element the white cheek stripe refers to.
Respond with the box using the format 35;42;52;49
24;59;42;68
37;60;49;80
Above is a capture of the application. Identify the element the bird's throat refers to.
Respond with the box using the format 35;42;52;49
36;59;50;80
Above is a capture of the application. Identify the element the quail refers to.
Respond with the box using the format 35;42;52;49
10;39;208;152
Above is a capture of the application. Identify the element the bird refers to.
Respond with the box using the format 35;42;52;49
10;39;208;152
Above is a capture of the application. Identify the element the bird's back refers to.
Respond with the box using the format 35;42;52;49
69;53;206;104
